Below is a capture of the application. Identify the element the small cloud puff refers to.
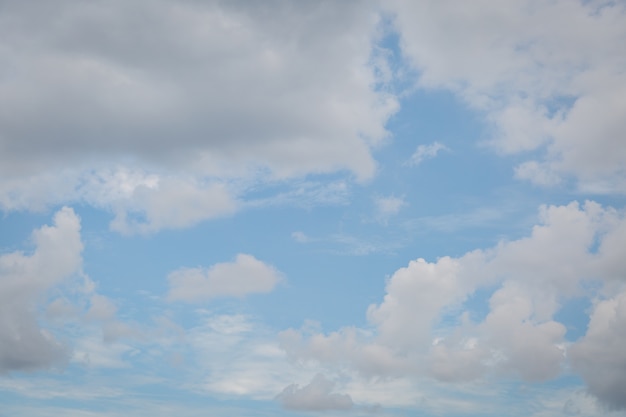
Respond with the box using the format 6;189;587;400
409;142;449;166
167;254;282;302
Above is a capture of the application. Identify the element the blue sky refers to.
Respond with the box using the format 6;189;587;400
1;1;626;416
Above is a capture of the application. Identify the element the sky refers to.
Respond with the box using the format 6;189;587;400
1;1;626;416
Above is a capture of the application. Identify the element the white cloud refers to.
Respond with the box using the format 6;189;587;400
482;283;566;381
0;167;238;234
167;254;282;302
276;374;353;411
409;142;448;166
514;161;562;187
0;207;82;372
367;256;469;353
280;200;626;406
107;175;237;235
0;0;398;227
388;0;626;192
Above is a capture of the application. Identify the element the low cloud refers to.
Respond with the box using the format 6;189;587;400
0;0;398;231
276;374;353;411
0;207;83;372
390;0;626;192
167;254;282;302
569;291;626;410
280;200;626;407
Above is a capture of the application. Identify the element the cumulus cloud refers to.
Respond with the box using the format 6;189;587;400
276;374;353;411
280;201;626;405
167;254;282;302
0;0;398;230
388;0;626;192
0;207;82;372
569;291;626;410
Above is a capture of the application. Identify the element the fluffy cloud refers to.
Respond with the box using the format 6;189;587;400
281;201;626;406
569;291;626;410
0;0;398;230
388;0;626;192
276;374;353;411
167;254;282;302
367;256;469;353
0;207;82;372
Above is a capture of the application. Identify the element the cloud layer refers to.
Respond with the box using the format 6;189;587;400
0;0;398;232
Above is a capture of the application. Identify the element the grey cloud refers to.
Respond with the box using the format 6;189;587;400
0;207;83;372
0;0;397;233
569;291;626;410
276;374;353;411
0;0;395;179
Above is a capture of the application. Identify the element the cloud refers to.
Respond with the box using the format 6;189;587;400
280;200;626;405
167;254;282;302
182;313;312;401
514;161;562;187
0;207;82;372
276;374;353;411
0;0;398;228
409;142;448;166
291;231;311;243
388;0;626;192
106;175;237;235
569;291;626;410
374;195;406;222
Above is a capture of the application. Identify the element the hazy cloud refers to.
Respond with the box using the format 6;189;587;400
374;195;406;222
276;374;353;411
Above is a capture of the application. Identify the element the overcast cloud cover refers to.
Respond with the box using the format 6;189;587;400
1;1;626;416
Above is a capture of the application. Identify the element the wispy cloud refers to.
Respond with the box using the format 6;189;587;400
409;142;449;166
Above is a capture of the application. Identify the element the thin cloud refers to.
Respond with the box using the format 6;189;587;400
409;142;449;166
